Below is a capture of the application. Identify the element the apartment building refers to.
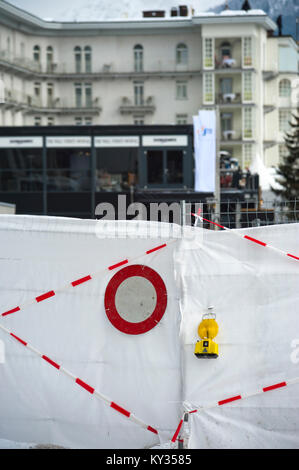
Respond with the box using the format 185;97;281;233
0;2;298;172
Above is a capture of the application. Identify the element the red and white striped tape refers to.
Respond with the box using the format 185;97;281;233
0;320;159;437
192;211;299;263
1;242;172;319
171;376;299;444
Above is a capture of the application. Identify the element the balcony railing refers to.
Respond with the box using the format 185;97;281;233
119;96;155;114
2;91;101;114
221;130;242;141
215;56;241;70
216;92;241;105
220;169;259;191
0;50;42;73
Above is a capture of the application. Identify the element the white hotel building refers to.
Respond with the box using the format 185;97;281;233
0;1;298;170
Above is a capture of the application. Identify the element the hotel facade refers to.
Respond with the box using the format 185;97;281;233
0;3;298;219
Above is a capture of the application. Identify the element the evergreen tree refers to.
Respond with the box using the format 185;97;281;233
272;111;299;219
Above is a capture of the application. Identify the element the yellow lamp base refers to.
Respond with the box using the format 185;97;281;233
194;339;219;359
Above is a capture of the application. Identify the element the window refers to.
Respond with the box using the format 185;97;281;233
74;83;92;107
46;46;53;72
176;114;188;125
134;45;143;72
176;81;187;100
84;46;92;73
221;112;233;132
34;116;41;126
279;110;291;132
85;117;92;125
47;148;91;192
47;83;54;107
243;37;252;67
243;143;253;169
33;82;41;106
279;79;291;97
48;117;55;126
279;143;288;161
176;43;188;65
134;81;144;105
204;38;213;68
74;46;82;73
75;117;82;126
7;37;11;58
34;82;41;97
0;147;43;192
85;83;92;107
96;148;138;191
134;116;144;125
33;45;40;63
243;71;253;101
75;83;82;107
221;41;231;58
243;107;253;139
220;77;232;95
203;73;214;103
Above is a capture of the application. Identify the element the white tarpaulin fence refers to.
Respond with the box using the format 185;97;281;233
0;215;298;448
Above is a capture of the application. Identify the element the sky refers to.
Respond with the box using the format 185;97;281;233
4;0;224;20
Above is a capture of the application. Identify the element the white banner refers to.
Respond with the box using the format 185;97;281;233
0;137;43;148
46;137;91;148
193;110;216;192
142;135;188;147
95;136;139;148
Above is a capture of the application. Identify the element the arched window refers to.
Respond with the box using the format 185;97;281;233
84;46;92;73
176;43;188;65
33;45;40;62
134;45;143;72
74;46;82;73
46;46;53;72
279;79;291;97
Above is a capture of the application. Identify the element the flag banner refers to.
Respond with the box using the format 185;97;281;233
193;110;216;193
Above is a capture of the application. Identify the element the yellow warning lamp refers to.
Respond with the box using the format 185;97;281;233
194;307;219;359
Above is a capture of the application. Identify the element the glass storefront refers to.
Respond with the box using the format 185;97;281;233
0;129;192;218
47;148;91;192
0;147;43;191
95;147;138;192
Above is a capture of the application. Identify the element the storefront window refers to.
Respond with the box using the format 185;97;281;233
0;148;42;192
146;149;184;185
96;148;138;191
47;148;91;192
147;150;163;184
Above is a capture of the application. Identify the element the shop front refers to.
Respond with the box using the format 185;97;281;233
0;126;199;219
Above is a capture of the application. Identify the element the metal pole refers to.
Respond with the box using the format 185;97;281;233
214;105;221;230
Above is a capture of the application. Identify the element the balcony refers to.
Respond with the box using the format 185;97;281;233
119;96;156;115
27;96;102;115
216;92;242;105
0;50;41;76
1;91;101;115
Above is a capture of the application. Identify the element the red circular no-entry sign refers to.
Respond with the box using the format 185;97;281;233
104;265;167;335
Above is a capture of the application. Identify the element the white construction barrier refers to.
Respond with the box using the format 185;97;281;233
176;222;299;449
0;216;182;449
0;215;298;448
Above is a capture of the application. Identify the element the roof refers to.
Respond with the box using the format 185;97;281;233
0;1;277;35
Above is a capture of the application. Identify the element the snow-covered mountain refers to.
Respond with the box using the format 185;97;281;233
60;0;298;38
5;0;299;38
210;0;299;38
60;0;223;21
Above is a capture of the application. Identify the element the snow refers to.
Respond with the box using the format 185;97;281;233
250;154;282;192
0;439;34;449
219;9;266;16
